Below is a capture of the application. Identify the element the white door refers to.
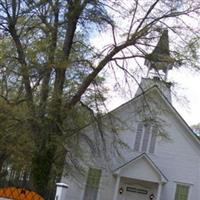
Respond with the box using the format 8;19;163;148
125;186;149;200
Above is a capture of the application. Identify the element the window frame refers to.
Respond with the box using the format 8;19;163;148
83;167;102;200
134;122;144;152
174;183;191;200
134;122;157;153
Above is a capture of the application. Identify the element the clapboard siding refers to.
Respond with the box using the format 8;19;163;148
63;87;200;200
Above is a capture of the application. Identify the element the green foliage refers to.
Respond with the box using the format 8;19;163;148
0;1;109;197
0;100;35;166
191;123;200;136
0;0;199;198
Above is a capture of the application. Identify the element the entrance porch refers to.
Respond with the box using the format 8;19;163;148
112;153;167;200
113;177;163;200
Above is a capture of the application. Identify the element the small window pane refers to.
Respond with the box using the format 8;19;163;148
87;168;101;188
175;184;189;200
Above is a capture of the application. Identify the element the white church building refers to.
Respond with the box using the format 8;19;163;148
56;30;200;200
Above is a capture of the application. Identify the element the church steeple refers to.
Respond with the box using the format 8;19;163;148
145;29;175;80
135;30;175;103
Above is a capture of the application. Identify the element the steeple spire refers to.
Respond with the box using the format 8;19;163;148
145;29;175;80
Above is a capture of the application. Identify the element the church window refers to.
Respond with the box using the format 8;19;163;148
149;126;157;153
134;123;143;151
83;168;102;200
141;124;151;152
134;123;157;153
175;184;189;200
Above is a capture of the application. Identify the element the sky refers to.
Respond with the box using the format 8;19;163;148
89;1;200;126
168;68;200;126
91;33;200;127
103;64;200;126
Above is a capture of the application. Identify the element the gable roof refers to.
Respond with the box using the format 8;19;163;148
151;85;200;148
79;82;200;153
113;153;168;183
111;84;200;149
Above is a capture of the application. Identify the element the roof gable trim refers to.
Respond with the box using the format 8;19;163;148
113;153;168;183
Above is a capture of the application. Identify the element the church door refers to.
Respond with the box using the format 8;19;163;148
125;186;149;200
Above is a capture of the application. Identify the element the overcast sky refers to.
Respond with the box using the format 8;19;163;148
91;31;200;126
90;1;200;126
168;68;200;126
104;66;200;126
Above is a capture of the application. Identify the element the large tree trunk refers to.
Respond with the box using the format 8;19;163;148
31;144;56;198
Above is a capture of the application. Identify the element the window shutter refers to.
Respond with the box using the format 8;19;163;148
83;168;102;200
175;184;189;200
141;124;150;152
149;126;157;153
134;123;143;151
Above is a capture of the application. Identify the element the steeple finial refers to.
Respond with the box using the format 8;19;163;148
145;29;175;80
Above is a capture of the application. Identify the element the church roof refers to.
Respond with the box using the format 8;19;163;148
112;85;200;148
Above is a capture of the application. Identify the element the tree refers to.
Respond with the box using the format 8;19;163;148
191;123;200;136
0;0;199;198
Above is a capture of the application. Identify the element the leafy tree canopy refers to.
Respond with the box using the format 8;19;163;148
0;0;199;198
